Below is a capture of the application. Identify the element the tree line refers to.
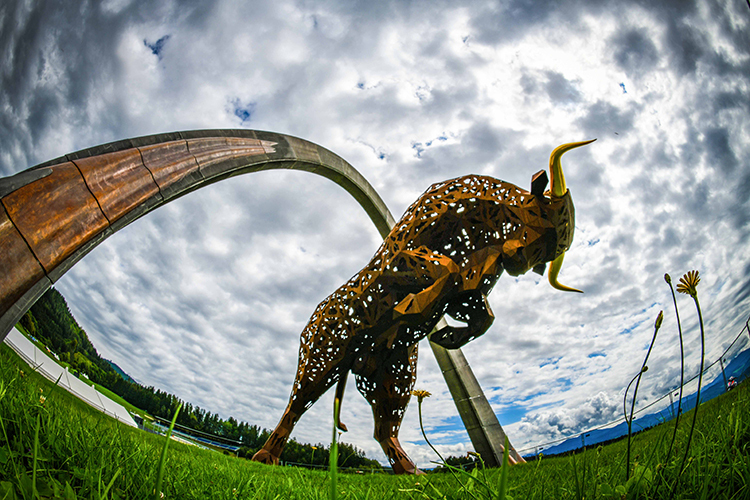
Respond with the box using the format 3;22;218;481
18;288;381;469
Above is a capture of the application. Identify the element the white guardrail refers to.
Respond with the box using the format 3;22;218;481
4;327;137;428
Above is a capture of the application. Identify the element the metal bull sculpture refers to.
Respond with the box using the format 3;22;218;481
252;140;594;473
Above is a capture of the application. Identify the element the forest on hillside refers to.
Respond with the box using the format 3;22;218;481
17;288;381;468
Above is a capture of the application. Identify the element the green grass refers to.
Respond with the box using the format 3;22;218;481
1;343;748;499
13;323;149;421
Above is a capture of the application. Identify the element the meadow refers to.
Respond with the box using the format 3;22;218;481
0;341;748;499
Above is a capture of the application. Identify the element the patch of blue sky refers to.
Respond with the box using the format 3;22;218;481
489;390;546;406
587;352;606;358
424;136;447;147
619;82;627;94
618;318;646;335
556;377;573;389
413;135;449;158
231;100;256;124
487;390;566;424
618;303;660;336
144;35;170;60
587;238;600;246
356;82;365;89
494;401;530;424
539;356;562;368
420;416;470;445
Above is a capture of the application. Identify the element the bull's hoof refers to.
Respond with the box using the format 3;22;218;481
391;457;424;475
380;437;422;475
251;449;279;465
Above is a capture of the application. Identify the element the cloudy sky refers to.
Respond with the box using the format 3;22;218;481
2;0;750;467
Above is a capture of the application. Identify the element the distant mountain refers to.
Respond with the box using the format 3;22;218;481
105;359;138;384
527;346;750;458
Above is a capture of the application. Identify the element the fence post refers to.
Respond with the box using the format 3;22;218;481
668;391;674;418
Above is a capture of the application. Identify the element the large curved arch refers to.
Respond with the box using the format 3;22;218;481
0;129;521;465
0;129;396;336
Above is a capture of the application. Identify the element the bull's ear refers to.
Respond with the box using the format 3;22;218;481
530;170;548;196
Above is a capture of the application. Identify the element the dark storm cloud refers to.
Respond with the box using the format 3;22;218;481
468;0;594;45
0;0;220;175
544;71;582;105
521;71;582;106
712;90;750;114
411;121;523;181
702;127;737;176
610;28;659;75
0;1;120;169
577;101;636;138
663;20;706;76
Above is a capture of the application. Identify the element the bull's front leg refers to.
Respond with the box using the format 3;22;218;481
355;343;422;474
430;290;494;349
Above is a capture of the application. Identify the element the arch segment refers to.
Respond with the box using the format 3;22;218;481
0;129;394;335
0;129;521;464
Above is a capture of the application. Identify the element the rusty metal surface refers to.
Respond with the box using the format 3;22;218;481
0;206;46;314
189;136;277;180
139;140;202;198
252;142;585;473
2;162;109;273
73;148;160;223
0;131;392;341
189;137;268;169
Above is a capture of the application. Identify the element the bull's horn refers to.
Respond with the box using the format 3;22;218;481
548;252;583;293
549;139;596;197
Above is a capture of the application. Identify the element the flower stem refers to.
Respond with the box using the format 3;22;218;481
625;313;660;480
418;399;445;464
671;294;705;498
664;279;684;469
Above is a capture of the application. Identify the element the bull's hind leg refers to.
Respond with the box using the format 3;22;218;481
251;405;300;465
252;314;349;465
252;371;343;465
355;343;422;474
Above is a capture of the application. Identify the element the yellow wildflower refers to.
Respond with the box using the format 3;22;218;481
676;270;700;297
411;389;431;403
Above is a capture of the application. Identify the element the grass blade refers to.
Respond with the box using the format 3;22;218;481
32;414;40;500
499;436;510;500
153;403;181;500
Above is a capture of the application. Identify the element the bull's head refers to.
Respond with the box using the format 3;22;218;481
539;139;595;294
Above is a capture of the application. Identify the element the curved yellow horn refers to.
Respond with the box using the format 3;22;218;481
549;139;596;197
548;252;583;293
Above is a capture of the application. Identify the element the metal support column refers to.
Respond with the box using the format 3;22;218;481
429;320;524;465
